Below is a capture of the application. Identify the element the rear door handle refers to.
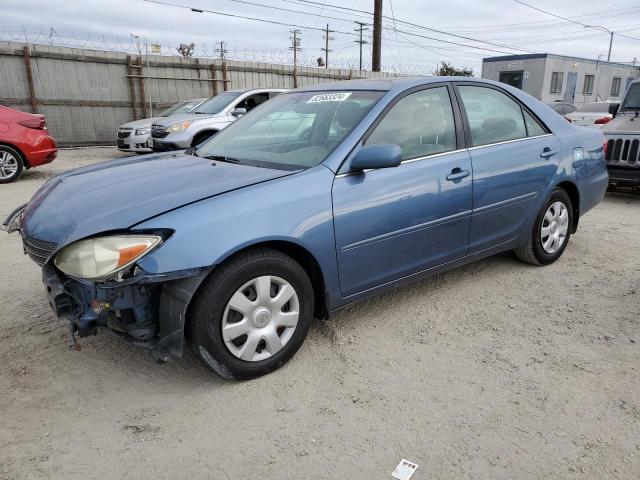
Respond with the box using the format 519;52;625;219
540;147;557;159
446;168;470;181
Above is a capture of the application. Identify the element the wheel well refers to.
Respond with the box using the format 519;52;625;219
0;142;28;168
191;130;218;146
556;181;580;233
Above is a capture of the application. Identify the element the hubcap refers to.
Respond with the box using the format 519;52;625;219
221;275;299;362
0;151;18;179
541;201;569;254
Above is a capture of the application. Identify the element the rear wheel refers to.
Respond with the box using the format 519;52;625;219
187;248;314;380
0;145;24;183
515;188;572;265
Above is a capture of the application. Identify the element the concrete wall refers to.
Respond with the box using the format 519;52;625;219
0;42;403;146
481;57;547;100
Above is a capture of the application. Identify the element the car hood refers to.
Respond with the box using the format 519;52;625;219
603;113;640;135
152;113;219;127
21;152;294;247
120;117;163;129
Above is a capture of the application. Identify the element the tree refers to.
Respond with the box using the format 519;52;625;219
177;43;195;58
437;62;473;77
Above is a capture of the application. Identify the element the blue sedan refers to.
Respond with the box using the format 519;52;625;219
4;77;608;379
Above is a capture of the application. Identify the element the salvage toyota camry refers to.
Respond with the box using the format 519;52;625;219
4;78;608;379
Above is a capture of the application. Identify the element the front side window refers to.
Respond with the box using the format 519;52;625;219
365;86;457;160
458;85;527;147
611;77;621;97
550;72;564;94
621;82;640;111
583;75;595;95
235;93;270;112
197;90;384;169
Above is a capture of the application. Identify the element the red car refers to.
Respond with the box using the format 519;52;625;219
0;105;57;183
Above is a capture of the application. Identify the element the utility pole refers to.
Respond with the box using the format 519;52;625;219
289;30;302;88
607;31;614;63
372;0;382;72
321;24;334;69
584;25;614;62
216;40;227;62
354;21;369;72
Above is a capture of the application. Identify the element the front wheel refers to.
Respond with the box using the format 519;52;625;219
515;188;573;265
187;248;314;380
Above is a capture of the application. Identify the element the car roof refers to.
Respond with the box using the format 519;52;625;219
226;88;289;94
295;76;501;92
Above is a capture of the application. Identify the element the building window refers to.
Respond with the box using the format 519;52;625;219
550;72;564;93
611;77;621;97
583;75;595;95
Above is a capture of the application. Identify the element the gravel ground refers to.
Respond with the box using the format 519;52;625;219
1;148;639;480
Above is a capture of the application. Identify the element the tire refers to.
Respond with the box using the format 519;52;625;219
0;145;24;183
187;248;314;380
192;131;217;147
515;188;573;265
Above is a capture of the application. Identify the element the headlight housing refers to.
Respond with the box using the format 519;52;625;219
166;121;192;132
135;127;151;135
54;235;162;280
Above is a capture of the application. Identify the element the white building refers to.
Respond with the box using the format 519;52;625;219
481;53;640;106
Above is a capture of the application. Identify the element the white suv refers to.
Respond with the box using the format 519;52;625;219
150;88;287;151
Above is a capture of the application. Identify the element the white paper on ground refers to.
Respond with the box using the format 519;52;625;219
391;459;419;480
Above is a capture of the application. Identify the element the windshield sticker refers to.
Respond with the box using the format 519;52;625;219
306;92;352;103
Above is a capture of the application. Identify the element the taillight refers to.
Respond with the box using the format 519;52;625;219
564;116;572;123
17;118;46;130
594;116;611;125
603;139;608;158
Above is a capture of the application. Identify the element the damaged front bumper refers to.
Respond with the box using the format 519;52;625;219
42;263;211;362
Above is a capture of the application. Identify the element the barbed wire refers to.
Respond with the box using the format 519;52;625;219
0;29;436;75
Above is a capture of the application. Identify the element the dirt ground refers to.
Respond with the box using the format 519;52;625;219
0;148;639;480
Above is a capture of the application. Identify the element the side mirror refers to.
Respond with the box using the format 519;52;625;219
609;102;620;117
351;144;402;171
231;107;247;117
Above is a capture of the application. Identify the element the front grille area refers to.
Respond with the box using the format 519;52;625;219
151;125;168;138
117;130;132;139
22;236;57;266
606;137;640;166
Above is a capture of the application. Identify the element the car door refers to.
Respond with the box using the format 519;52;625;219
332;84;473;297
455;83;562;253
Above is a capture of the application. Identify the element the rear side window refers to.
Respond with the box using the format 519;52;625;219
524;110;546;137
458;86;527;147
366;86;457;160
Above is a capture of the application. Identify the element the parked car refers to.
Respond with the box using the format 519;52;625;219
0;105;57;183
546;101;576;116
565;101;619;128
150;88;287;151
117;98;207;154
603;79;640;189
4;78;608;379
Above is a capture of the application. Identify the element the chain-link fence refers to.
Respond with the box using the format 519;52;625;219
0;38;424;147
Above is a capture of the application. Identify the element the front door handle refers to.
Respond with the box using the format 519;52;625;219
540;147;557;159
446;168;470;182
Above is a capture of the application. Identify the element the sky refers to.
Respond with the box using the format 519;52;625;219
1;0;640;75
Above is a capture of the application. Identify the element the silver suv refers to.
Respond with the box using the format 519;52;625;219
117;98;207;154
603;79;640;190
151;88;287;151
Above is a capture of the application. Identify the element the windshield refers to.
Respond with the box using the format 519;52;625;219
621;83;640;111
576;103;611;113
192;92;243;114
196;90;384;169
160;98;205;117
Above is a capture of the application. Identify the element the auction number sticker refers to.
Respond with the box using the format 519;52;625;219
307;92;352;103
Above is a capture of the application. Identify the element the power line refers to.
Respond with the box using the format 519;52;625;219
141;0;361;37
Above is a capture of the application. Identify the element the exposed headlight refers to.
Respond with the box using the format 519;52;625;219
135;127;151;135
166;121;192;132
54;235;162;280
